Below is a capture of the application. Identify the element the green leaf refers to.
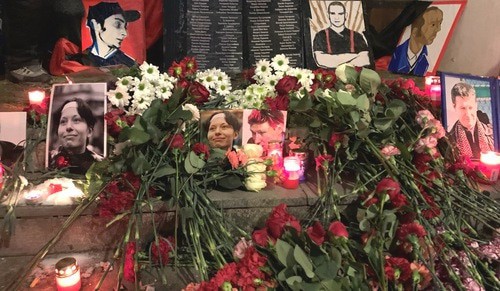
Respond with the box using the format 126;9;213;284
359;68;381;95
119;127;151;145
152;166;176;178
141;99;161;124
277;267;294;281
276;239;295;267
300;282;323;291
344;65;359;83
131;153;151;175
216;173;244;190
374;117;394;132
294;95;313;112
310;117;323;128
315;260;340;280
359;218;371;231
385;99;407;118
337;91;357;106
184;151;206;174
285;276;303;289
294;245;315;278
356;94;370;111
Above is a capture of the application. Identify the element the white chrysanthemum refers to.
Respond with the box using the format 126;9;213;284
271;54;290;72
260;74;280;92
288;68;314;90
129;97;151;115
139;62;161;81
197;69;218;89
224;89;245;108
116;76;138;91
254;59;272;79
107;86;131;108
156;81;174;100
182;103;200;121
215;81;232;96
132;80;155;100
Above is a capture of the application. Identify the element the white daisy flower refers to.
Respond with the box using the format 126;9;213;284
139;62;161;81
116;76;137;90
107;87;131;108
271;54;290;72
254;59;272;79
215;81;232;96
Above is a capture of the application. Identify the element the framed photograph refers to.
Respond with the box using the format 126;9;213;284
46;83;107;174
440;71;499;160
0;112;27;166
305;0;374;70
388;0;466;76
81;0;146;66
242;109;288;156
200;109;244;151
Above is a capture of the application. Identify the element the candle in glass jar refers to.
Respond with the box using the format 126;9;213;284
479;151;500;182
28;90;45;106
283;156;300;189
55;257;81;291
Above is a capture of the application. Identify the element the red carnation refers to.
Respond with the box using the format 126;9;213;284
192;142;210;160
252;228;271;247
307;221;326;245
265;203;301;239
187;81;210;105
376;177;401;197
55;155;70;168
315;154;334;171
328;221;349;238
328;133;344;149
123;242;136;282
384;256;412;283
275;75;300;95
396;222;427;242
151;236;175;265
165;133;185;149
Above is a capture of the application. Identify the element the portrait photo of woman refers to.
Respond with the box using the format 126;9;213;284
46;83;107;174
200;110;243;151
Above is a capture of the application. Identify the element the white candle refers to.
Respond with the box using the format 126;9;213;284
28;90;45;106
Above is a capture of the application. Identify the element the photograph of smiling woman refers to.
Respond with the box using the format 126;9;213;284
46;83;107;174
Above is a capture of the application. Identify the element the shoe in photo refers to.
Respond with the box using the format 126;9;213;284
7;65;52;83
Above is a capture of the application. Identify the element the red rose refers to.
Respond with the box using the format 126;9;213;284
123;242;136;282
265;94;290;111
275;75;300;95
252;228;270;247
151;236;175;265
187;81;210;104
192;142;210;159
306;221;326;245
376;177;400;197
328;221;349;238
165;133;185;149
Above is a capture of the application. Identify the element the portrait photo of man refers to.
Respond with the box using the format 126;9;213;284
388;6;443;76
81;1;142;67
446;82;495;159
241;110;287;158
310;1;370;69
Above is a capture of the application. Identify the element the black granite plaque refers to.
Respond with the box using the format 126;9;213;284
244;0;304;68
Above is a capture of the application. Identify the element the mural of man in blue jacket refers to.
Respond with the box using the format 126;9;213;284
388;6;443;76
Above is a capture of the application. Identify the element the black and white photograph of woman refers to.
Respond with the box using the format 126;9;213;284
46;83;107;174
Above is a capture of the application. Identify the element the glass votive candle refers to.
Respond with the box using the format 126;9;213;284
283;156;300;189
24;190;43;205
28;90;45;106
55;257;81;291
479;151;500;183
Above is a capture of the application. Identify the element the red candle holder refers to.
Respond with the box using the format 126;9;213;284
55;257;81;291
424;76;441;107
283;157;300;189
479;151;500;183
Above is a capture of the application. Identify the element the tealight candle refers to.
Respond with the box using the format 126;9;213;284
479;151;500;182
55;257;81;291
28;90;45;106
283;156;300;189
424;76;441;107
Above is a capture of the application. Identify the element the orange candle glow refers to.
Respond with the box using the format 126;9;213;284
479;151;500;182
283;157;300;189
55;257;81;291
28;90;45;106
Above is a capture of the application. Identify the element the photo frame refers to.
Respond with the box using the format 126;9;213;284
0;112;27;166
388;0;466;76
81;0;146;66
242;109;288;156
304;0;374;70
46;83;107;174
440;71;499;160
200;109;244;151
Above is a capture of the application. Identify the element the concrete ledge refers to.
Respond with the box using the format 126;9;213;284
0;183;319;256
